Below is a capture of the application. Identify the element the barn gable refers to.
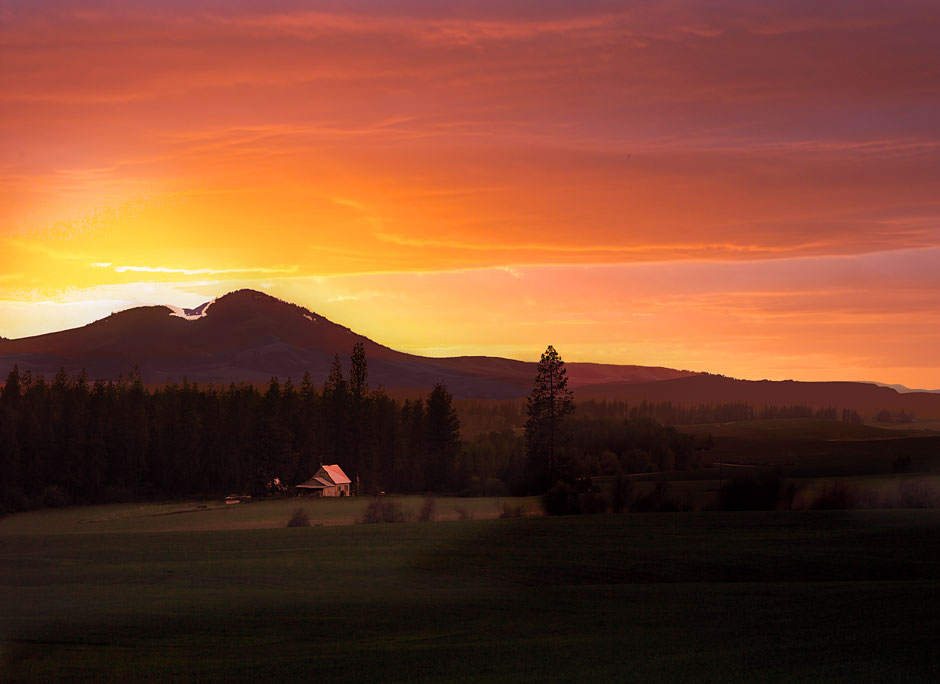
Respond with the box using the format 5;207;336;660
296;464;353;497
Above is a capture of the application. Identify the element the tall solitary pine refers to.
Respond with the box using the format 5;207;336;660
525;345;574;488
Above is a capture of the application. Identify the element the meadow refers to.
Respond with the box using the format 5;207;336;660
2;506;939;683
3;418;939;682
0;495;536;537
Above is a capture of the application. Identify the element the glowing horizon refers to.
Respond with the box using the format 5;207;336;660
2;1;939;387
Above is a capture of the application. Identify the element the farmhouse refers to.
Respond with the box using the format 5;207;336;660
296;464;353;497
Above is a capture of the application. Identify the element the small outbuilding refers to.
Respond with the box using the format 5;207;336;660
296;464;353;497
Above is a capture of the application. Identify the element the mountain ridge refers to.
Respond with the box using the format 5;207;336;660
3;289;940;416
0;289;693;398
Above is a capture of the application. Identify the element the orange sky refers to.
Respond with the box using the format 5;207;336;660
2;1;939;387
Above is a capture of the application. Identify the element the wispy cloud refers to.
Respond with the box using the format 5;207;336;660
92;264;299;276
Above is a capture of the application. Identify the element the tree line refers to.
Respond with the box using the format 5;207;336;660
0;343;462;513
460;398;868;429
0;340;899;513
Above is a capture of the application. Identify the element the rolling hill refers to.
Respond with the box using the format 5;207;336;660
2;288;940;417
0;289;692;399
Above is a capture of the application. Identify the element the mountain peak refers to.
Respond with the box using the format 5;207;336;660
210;289;324;325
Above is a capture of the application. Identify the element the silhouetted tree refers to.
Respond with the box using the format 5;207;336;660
425;383;462;491
321;355;349;466
2;366;21;406
525;345;574;490
348;342;369;482
398;399;427;492
350;342;368;408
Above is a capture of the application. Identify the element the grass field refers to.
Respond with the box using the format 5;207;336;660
2;419;939;682
0;496;538;537
2;508;940;683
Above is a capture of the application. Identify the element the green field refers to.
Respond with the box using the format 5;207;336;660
0;496;538;537
3;420;939;682
3;506;940;683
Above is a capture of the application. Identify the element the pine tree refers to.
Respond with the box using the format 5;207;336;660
525;345;575;489
425;382;461;492
2;365;21;405
350;342;368;407
321;355;349;467
348;342;370;481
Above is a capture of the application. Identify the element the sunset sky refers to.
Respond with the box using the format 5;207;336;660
1;0;939;387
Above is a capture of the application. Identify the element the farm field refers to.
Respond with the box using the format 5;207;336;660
2;510;940;683
0;495;538;536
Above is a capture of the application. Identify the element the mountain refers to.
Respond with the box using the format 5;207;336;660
868;382;940;394
0;289;692;399
575;375;940;419
3;288;940;417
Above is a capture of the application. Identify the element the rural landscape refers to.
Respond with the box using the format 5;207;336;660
3;1;940;682
2;289;939;682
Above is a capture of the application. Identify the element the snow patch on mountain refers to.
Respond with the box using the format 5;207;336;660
167;298;216;321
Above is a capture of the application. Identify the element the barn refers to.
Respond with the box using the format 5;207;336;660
296;464;353;497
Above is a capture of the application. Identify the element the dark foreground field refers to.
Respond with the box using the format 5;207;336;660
2;512;939;683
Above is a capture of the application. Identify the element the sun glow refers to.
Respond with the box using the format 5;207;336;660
1;1;938;386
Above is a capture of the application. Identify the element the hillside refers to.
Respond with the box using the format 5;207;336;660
575;374;940;419
0;289;692;399
3;289;939;415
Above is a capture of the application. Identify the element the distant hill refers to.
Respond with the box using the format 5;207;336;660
3;288;938;416
575;374;940;419
869;382;940;394
0;289;692;399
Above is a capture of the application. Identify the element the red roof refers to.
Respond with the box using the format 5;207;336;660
296;464;351;489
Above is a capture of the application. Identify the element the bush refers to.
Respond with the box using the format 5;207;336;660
461;476;509;497
576;491;608;514
360;497;408;523
541;481;607;515
417;495;437;522
0;487;31;514
286;507;310;527
718;471;796;511
811;481;862;510
892;454;912;473
541;481;578;516
453;505;474;520
499;502;526;518
41;485;70;509
887;481;940;508
631;480;676;512
611;475;632;514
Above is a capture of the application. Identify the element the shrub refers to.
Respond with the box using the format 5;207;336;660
0;487;31;514
417;495;437;522
611;475;632;514
718;471;796;511
286;507;310;527
631;480;674;512
888;481;940;509
499;502;526;518
892;454;912;473
461;477;509;498
541;480;607;515
576;491;608;514
811;481;862;510
541;481;577;516
360;497;408;523
453;505;474;520
41;485;70;509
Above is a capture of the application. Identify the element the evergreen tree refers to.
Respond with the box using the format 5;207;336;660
350;342;368;408
399;399;427;492
425;382;462;491
321;355;349;466
348;342;369;482
525;345;575;490
2;365;21;405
